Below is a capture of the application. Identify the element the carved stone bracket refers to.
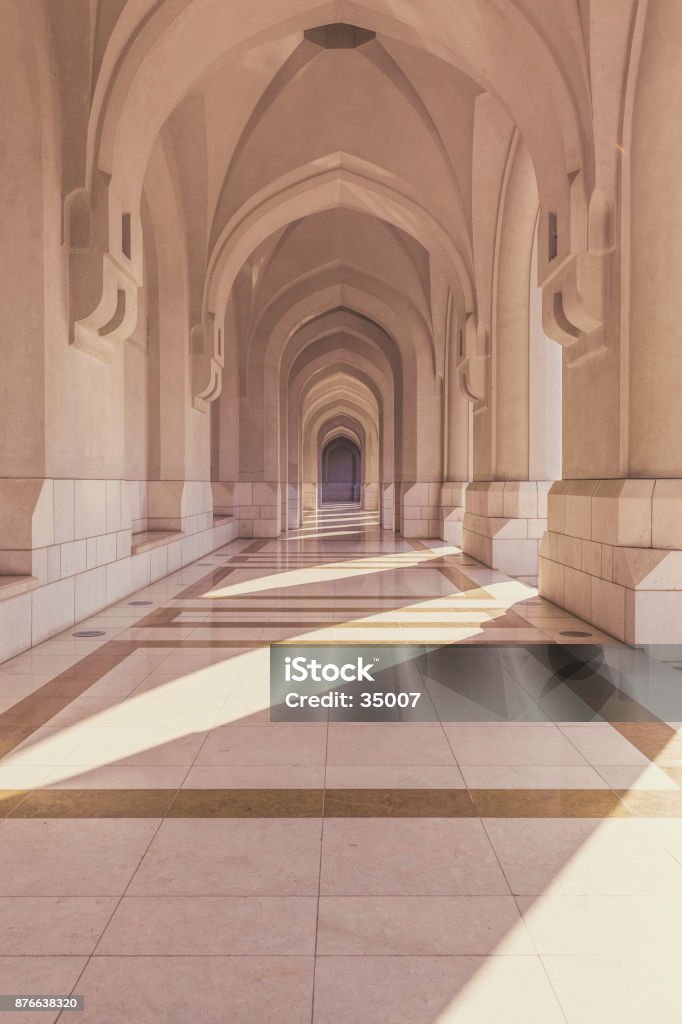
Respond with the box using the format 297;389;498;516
191;314;223;412
65;177;142;361
541;187;614;364
457;313;489;408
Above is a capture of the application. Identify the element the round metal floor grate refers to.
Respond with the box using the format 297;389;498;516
73;630;106;638
559;630;593;638
128;600;153;606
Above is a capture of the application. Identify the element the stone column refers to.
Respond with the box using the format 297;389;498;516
540;2;682;643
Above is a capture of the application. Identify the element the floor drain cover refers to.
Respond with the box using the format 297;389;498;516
73;630;106;638
128;600;153;606
559;630;593;638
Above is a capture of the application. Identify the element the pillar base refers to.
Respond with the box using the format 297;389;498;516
400;482;442;539
539;479;682;644
363;483;380;511
233;482;280;538
440;482;467;546
462;481;553;576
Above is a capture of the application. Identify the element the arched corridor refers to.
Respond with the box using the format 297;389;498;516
3;0;680;652
1;2;682;1020
2;0;681;650
321;437;362;505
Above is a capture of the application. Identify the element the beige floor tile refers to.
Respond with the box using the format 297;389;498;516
312;955;564;1024
182;764;325;788
596;764;679;790
320;818;509;895
5;727;95;766
324;765;466;788
196;724;328;765
97;895;317;954
317;895;533;954
484;818;682;895
0;896;116;954
128;818;323;895
518;893;682;955
543;955;682;1024
560;725;650;765
40;764;188;789
326;724;455;765
61;956;314;1024
63;728;208;767
444;723;588;765
0;766;54;789
460;764;608;788
0;819;160;895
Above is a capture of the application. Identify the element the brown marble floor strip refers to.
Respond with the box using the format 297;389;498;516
175;539;270;599
9;786;682;818
137;620;501;629
133;607;180;627
168;788;324;817
470;789;629;818
10;788;177;818
169;604;506;612
0;641;135;759
190;595;488;603
325;788;477;817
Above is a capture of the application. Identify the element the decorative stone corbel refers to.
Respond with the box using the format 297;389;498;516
541;183;614;360
191;313;223;412
65;174;142;361
456;313;489;407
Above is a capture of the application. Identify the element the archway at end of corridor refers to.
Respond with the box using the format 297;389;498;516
320;437;362;505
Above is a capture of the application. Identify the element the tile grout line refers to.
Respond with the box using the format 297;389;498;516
55;808;171;1024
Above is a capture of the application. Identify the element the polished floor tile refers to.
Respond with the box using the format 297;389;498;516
559;725;650;765
316;895;533;954
326;724;455;765
128;818;323;895
97;896;317;955
196;724;328;765
182;764;325;789
517;893;682;955
0;818;159;895
312;955;564;1024
444;723;588;765
542;955;682;1024
0;897;116;954
59;956;314;1024
484;818;682;895
460;764;608;789
320;818;509;895
324;764;466;789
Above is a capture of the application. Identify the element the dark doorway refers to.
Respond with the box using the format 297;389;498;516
321;437;361;503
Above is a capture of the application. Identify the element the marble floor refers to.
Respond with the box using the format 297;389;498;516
1;508;682;1021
